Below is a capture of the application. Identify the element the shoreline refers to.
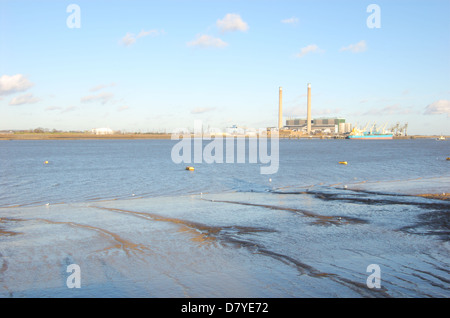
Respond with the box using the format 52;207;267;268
0;132;448;140
416;193;450;201
0;133;173;140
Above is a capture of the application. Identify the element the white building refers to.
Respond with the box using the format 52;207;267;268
92;128;114;135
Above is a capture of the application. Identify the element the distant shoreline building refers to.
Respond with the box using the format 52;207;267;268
92;127;114;135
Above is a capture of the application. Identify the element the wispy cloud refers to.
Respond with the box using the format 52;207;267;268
315;108;343;116
363;104;418;116
424;100;450;117
0;74;34;96
118;105;130;112
45;106;62;111
61;106;77;113
284;106;306;117
340;40;367;53
89;83;116;92
217;13;249;32
120;32;137;46
191;107;216;114
81;92;114;104
9;93;40;105
281;17;299;24
187;35;228;48
296;44;324;58
119;29;164;46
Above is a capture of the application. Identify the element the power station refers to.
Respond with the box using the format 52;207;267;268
277;83;351;135
271;83;405;138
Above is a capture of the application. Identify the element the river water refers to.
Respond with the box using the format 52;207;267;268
0;138;449;297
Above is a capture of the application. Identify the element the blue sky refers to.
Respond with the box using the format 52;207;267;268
1;0;449;134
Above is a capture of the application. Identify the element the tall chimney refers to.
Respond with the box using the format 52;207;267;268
278;87;283;129
307;83;311;134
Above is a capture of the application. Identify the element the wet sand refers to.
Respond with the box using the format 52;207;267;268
0;180;449;297
416;193;450;201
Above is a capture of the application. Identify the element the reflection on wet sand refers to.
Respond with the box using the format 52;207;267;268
0;218;23;237
203;198;368;226
33;218;150;257
93;206;277;246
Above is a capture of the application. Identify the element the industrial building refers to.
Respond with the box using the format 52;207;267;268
285;118;351;134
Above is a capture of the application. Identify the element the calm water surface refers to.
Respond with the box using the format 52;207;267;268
0;139;448;207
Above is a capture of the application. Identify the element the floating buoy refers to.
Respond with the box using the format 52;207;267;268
446;157;450;161
186;166;194;171
44;161;49;164
339;161;348;165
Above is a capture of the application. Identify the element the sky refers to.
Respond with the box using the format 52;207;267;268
1;0;449;135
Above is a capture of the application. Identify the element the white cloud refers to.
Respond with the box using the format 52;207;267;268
0;74;34;96
281;17;299;24
187;35;228;48
296;44;323;58
340;40;367;53
120;29;164;46
216;13;249;32
9;93;40;105
191;107;216;114
81;92;114;104
424;100;450;117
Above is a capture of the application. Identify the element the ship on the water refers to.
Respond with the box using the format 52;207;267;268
346;124;393;140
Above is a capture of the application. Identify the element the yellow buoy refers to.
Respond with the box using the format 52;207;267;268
447;157;450;161
44;161;49;164
339;161;348;165
186;166;194;171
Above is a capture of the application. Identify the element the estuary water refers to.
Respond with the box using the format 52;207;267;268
0;138;449;297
